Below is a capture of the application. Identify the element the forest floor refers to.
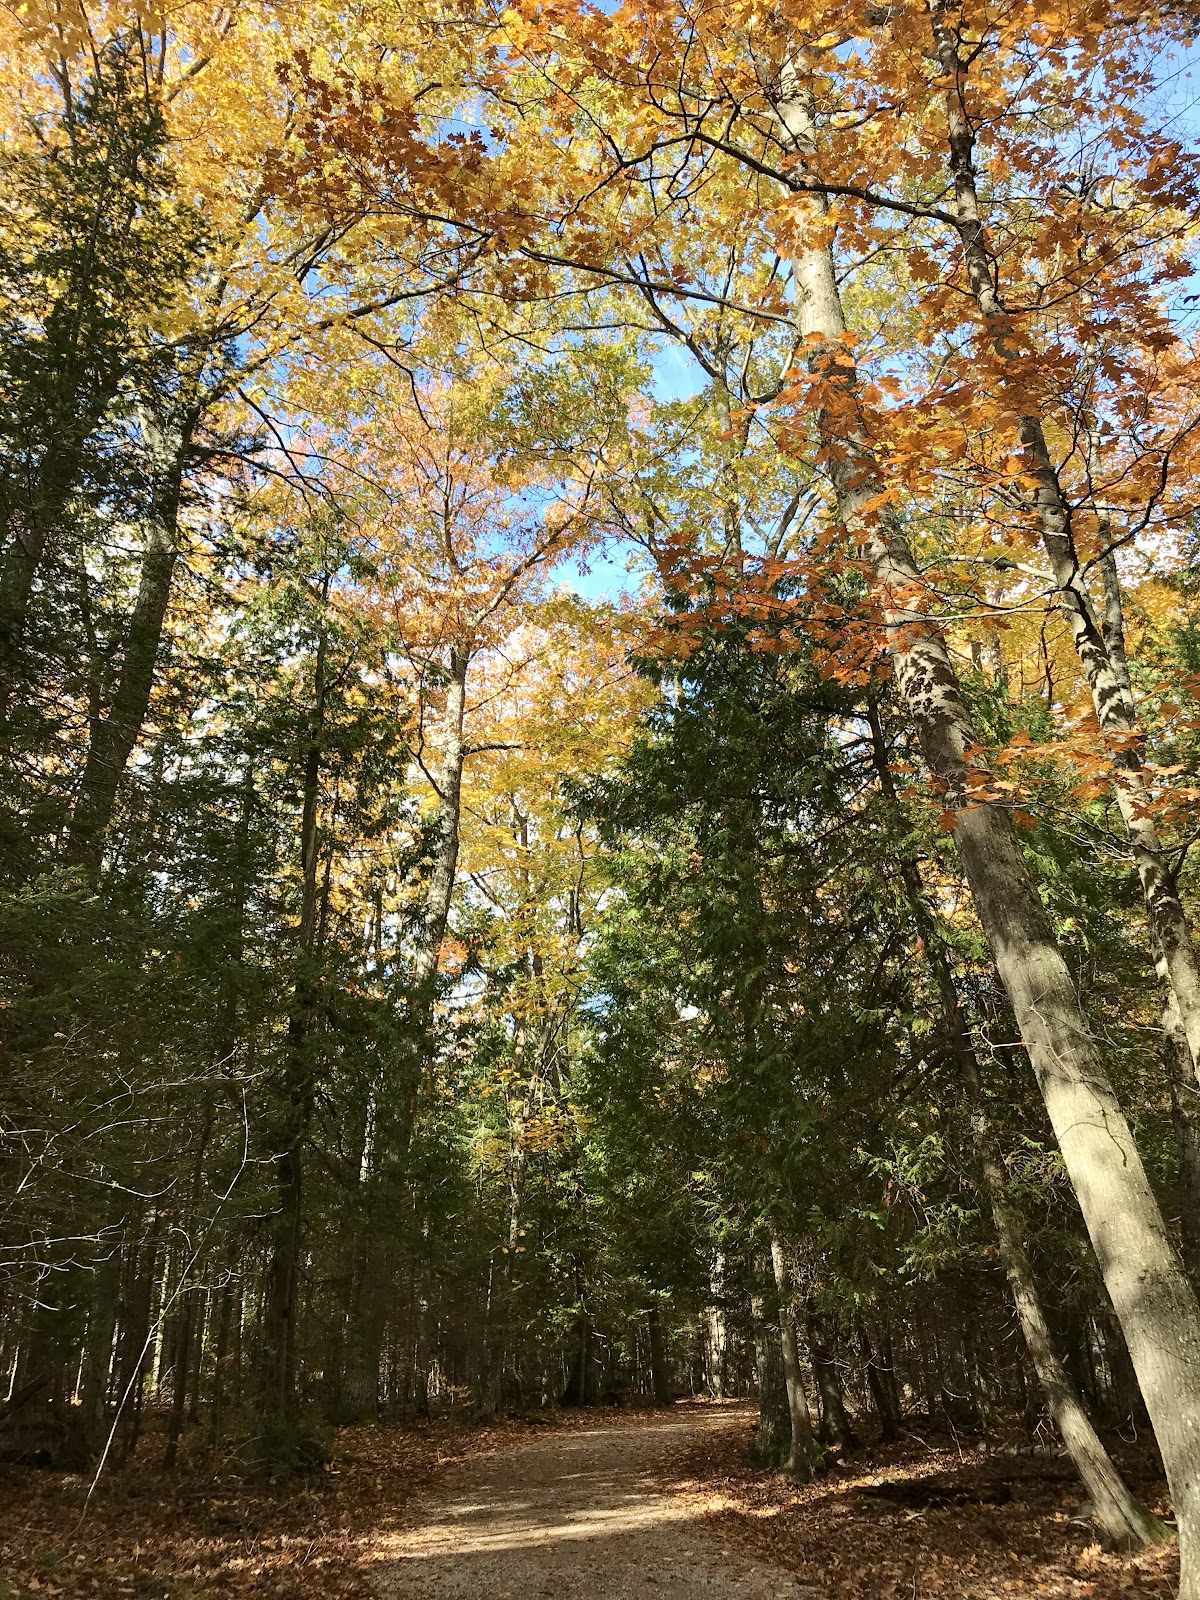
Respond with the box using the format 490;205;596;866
0;1402;1181;1600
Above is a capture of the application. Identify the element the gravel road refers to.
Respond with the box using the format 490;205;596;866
373;1408;816;1599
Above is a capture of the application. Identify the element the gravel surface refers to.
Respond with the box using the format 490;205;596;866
373;1408;817;1599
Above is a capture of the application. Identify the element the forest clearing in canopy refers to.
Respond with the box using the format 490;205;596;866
5;0;1200;1593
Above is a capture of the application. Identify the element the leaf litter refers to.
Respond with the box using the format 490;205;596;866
0;1405;1182;1600
655;1408;1179;1600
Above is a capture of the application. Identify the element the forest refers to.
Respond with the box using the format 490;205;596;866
3;1;1200;1597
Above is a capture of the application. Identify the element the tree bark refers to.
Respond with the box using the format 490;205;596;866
866;699;1165;1545
261;608;328;1435
775;75;1200;1589
856;1315;903;1441
1166;989;1200;1291
927;6;1200;1087
704;1249;729;1400
337;641;471;1420
806;1302;855;1450
769;1239;823;1479
163;1287;197;1469
751;1277;794;1470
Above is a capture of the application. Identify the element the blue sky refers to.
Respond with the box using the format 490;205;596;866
559;343;703;602
556;33;1200;605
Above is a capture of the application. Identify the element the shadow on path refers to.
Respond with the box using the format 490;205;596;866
372;1409;818;1599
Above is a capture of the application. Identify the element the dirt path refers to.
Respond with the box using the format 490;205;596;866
372;1407;816;1599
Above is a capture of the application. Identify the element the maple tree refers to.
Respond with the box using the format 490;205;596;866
4;2;1200;1598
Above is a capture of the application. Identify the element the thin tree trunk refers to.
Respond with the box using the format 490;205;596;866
261;608;328;1435
113;1215;162;1464
806;1303;855;1450
776;76;1200;1587
560;1309;595;1406
78;1244;121;1460
866;697;1165;1546
338;641;471;1420
210;1268;236;1442
163;1288;196;1469
856;1315;902;1441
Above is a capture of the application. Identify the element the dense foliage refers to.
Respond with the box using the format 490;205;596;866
4;0;1200;1591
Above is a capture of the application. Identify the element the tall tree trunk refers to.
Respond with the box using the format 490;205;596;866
78;1244;121;1460
64;416;189;874
112;1214;162;1464
769;1239;822;1480
927;7;1200;1085
751;1269;793;1470
163;1288;197;1470
261;610;328;1435
866;698;1165;1546
775;76;1200;1589
704;1249;729;1399
337;641;471;1420
560;1308;595;1406
856;1315;902;1441
806;1303;855;1450
0;411;111;721
209;1258;238;1442
1165;990;1200;1290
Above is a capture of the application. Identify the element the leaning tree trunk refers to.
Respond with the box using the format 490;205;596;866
866;698;1162;1544
774;74;1200;1591
927;7;1200;1087
64;415;189;875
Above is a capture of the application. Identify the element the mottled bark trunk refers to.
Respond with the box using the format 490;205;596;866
751;1278;793;1470
704;1249;729;1399
776;77;1200;1589
928;8;1200;1087
866;698;1164;1545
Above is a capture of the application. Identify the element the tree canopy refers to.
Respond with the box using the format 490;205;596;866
4;0;1200;1592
